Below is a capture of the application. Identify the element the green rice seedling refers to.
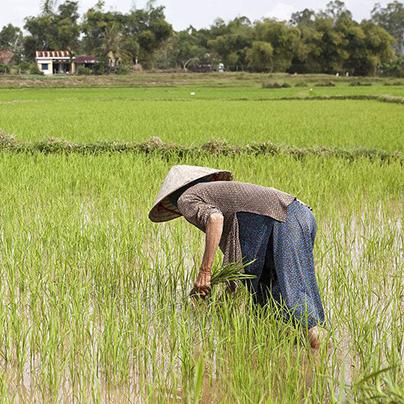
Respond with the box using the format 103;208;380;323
210;262;256;286
0;81;402;401
1;88;403;150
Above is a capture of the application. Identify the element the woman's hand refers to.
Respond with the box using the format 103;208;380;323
190;269;211;298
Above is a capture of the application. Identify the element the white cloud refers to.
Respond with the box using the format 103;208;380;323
265;2;298;21
0;0;394;31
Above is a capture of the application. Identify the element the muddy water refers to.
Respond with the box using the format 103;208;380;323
0;213;402;402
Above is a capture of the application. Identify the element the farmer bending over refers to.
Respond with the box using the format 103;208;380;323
149;165;325;349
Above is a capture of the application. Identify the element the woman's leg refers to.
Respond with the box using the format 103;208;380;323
271;201;325;331
236;212;274;305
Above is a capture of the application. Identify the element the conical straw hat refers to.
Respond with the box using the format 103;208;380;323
149;165;232;222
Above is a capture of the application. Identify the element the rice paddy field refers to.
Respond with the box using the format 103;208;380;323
0;73;403;402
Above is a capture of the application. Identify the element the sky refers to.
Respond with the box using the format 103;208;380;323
1;0;391;31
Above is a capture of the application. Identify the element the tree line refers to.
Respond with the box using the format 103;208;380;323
0;0;403;76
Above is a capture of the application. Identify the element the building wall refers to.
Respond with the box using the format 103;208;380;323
37;59;53;75
36;59;75;75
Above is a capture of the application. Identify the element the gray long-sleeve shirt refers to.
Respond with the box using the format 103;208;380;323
177;181;295;265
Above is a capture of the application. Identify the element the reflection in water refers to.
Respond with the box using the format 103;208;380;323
0;213;402;402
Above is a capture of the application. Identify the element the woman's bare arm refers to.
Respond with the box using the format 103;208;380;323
193;212;224;296
201;212;224;271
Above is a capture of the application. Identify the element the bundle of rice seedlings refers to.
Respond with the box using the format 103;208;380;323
211;261;256;286
190;262;256;299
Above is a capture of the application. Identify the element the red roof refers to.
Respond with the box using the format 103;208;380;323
35;51;71;58
75;55;98;64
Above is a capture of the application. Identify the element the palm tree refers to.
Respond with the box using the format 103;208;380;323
98;23;131;73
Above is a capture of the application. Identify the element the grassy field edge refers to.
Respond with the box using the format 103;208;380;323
0;133;402;163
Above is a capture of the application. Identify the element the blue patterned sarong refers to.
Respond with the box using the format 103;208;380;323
237;200;325;329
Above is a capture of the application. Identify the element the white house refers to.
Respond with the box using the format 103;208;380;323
35;51;75;75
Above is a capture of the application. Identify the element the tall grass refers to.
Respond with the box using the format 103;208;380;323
0;152;402;401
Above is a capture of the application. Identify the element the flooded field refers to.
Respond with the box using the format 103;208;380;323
0;151;402;402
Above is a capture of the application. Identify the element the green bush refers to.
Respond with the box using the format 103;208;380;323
262;81;291;89
29;63;44;75
116;64;132;75
0;63;9;74
383;81;403;86
380;57;404;78
349;81;372;86
294;81;308;87
314;81;336;87
77;66;92;75
16;62;30;74
92;62;105;75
